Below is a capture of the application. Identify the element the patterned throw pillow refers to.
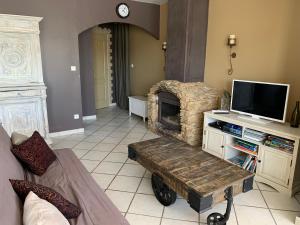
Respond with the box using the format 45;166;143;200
10;179;81;219
11;131;56;176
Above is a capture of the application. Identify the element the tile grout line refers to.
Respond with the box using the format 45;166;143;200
257;186;278;225
124;169;147;218
233;203;240;225
86;111;142;174
159;206;165;225
96;116;147;214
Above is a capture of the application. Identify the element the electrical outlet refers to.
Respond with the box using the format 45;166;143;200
74;114;80;120
71;66;77;71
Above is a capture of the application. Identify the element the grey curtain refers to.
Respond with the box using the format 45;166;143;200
112;23;130;109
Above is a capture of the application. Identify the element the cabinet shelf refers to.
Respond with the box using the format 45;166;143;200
225;144;258;157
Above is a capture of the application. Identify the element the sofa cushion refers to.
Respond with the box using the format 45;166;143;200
23;191;70;225
26;149;130;225
12;131;56;176
11;132;29;145
0;125;25;225
10;179;81;219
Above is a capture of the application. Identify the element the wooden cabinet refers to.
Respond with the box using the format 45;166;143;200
0;14;50;142
257;146;292;187
203;129;225;158
202;111;300;196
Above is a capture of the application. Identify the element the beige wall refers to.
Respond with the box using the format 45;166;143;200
204;0;293;91
284;0;300;118
204;0;300;119
129;3;168;96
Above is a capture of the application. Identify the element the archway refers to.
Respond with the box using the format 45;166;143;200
79;22;166;119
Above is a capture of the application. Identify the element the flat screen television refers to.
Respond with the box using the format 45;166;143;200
230;80;290;123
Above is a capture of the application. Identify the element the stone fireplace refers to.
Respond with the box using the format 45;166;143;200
148;80;220;146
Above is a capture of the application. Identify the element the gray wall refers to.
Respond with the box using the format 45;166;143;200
0;0;160;132
79;29;96;117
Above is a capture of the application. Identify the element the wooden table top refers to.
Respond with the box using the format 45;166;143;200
129;137;254;198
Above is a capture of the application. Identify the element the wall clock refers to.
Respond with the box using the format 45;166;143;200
116;3;130;19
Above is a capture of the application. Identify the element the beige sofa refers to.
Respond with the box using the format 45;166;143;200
0;126;129;225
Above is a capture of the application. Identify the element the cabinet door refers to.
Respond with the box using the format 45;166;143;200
257;146;292;187
0;98;44;137
129;99;146;118
203;129;225;158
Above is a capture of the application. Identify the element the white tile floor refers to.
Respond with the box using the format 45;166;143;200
52;107;300;225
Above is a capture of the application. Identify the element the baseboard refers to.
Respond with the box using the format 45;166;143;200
295;217;300;225
49;128;85;137
83;115;97;121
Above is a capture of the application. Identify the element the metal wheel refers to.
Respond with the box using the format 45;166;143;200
207;213;226;225
151;174;177;206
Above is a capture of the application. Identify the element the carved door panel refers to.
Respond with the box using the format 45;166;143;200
0;32;43;84
93;28;112;109
0;98;44;137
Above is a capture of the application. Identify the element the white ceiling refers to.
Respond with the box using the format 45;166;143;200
131;0;168;5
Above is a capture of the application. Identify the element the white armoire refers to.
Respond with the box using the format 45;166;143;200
0;14;50;141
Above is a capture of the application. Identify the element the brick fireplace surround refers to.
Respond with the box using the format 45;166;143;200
148;80;220;146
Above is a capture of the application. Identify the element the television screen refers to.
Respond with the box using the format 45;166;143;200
231;80;289;122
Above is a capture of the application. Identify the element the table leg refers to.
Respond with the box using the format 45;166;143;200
207;186;233;225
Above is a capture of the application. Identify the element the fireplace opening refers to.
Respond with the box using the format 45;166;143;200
158;92;181;131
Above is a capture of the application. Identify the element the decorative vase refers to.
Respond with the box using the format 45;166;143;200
291;101;300;128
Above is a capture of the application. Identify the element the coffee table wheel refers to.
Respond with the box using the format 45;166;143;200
207;186;233;225
207;213;226;225
151;174;177;206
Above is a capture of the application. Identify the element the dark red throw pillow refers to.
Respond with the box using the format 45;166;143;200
11;131;56;176
10;179;81;219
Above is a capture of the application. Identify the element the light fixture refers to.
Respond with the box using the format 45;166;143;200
162;42;167;71
162;42;167;52
227;34;237;75
228;34;237;47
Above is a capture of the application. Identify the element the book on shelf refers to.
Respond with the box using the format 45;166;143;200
242;155;257;173
228;155;245;167
264;135;294;152
234;139;258;152
229;155;257;173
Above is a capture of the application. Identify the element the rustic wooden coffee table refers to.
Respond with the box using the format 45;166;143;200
128;137;254;225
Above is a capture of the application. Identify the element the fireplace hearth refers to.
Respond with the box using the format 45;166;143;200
158;92;181;132
148;80;220;146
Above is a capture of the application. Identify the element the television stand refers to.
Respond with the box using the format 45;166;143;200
237;114;273;125
203;111;300;196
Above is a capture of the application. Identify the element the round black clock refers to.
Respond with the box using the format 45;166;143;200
116;3;130;19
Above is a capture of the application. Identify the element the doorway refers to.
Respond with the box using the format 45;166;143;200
79;22;165;118
92;27;112;109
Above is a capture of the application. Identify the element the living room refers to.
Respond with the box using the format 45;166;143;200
0;0;300;225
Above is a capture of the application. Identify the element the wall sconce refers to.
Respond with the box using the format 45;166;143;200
227;34;237;75
162;42;167;52
162;42;167;71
